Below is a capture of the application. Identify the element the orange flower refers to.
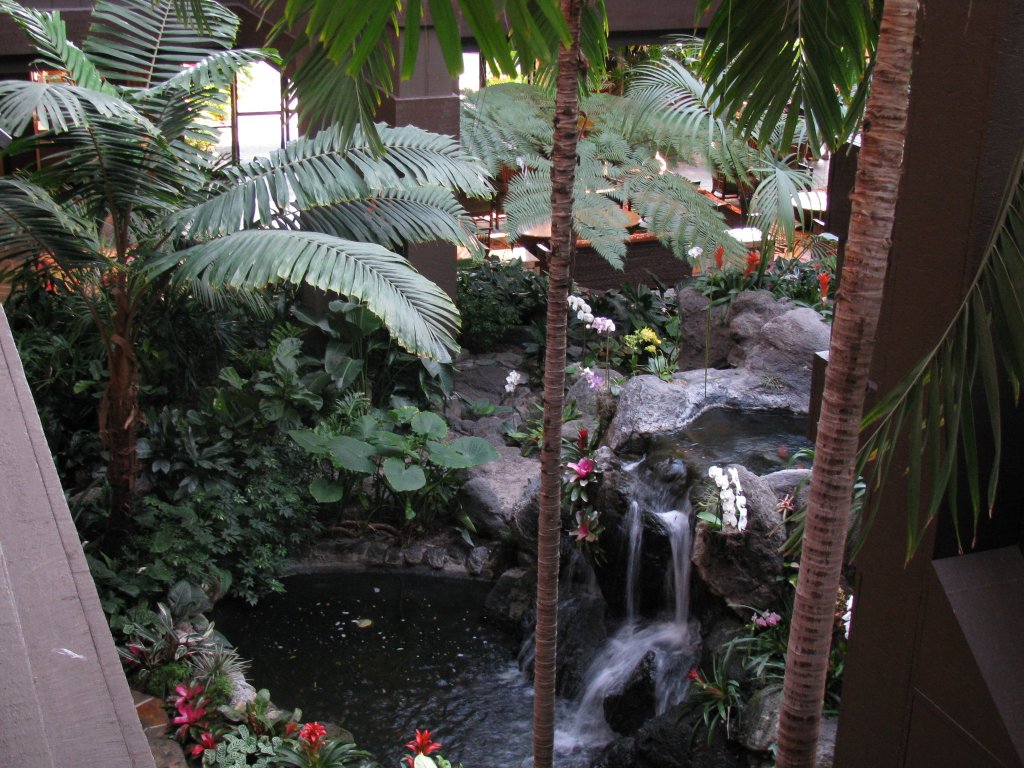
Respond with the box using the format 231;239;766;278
743;250;760;278
819;272;831;301
714;246;724;270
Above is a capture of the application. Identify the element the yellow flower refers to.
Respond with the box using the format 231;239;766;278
639;327;661;345
645;344;657;353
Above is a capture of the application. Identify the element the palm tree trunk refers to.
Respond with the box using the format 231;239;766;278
532;0;583;765
98;278;140;536
775;2;919;765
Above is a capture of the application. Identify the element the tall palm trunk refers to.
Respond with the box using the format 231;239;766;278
532;0;583;765
98;275;140;535
776;2;919;766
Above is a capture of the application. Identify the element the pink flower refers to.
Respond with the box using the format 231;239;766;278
573;522;591;541
173;682;203;707
172;703;207;739
567;457;595;481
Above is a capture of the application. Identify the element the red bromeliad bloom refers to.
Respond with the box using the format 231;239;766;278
189;732;217;756
300;721;328;746
687;667;701;682
578;428;589;453
284;722;300;737
743;250;760;278
714;246;725;270
173;682;204;707
405;729;443;761
818;272;831;301
567;457;596;481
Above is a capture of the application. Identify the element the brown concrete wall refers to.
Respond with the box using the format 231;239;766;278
0;305;155;768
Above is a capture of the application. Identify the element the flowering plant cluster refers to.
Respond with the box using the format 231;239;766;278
563;428;606;563
504;369;523;394
707;465;748;531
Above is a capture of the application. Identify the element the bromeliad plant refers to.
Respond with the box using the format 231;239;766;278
0;0;489;536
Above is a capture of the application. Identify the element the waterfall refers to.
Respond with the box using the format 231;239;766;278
623;500;644;622
556;462;698;758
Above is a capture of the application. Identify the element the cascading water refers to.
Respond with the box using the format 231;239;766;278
555;461;699;761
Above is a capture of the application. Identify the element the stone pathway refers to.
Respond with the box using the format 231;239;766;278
132;690;189;768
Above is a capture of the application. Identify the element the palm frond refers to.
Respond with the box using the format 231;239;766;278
747;157;812;247
0;178;103;269
0;1;115;95
84;0;238;89
147;48;278;95
146;230;460;362
695;0;876;150
621;170;747;265
295;187;483;257
31;115;184;222
172;125;490;239
855;145;1024;559
0;80;147;137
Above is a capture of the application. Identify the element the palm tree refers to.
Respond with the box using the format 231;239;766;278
772;3;918;764
692;1;915;764
0;0;490;534
531;1;584;763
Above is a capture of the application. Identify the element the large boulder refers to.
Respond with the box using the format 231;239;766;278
738;685;783;753
606;373;806;454
691;466;787;611
742;307;831;398
603;651;658;736
457;446;540;539
724;290;794;366
592;705;747;768
484;567;536;632
675;288;731;370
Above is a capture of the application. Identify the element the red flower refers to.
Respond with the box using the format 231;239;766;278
743;250;760;278
406;729;443;758
578;429;589;452
300;721;327;746
714;246;724;270
818;272;831;301
172;703;207;739
687;667;701;682
189;732;217;756
284;722;300;737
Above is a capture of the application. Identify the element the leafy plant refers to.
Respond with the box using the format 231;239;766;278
684;651;744;745
202;725;283;768
456;257;547;352
504;400;582;456
218;688;301;739
290;406;498;535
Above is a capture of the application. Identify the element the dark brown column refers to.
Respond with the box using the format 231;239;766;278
378;27;460;299
834;0;1024;765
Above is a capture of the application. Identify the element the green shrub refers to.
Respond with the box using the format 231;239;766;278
456;258;547;351
143;661;193;697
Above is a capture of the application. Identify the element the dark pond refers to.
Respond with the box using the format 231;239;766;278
673;408;812;474
212;572;542;767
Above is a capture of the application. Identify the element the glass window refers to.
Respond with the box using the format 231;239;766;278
213;61;298;163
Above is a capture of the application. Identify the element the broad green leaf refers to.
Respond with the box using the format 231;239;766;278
309;478;344;503
326;436;376;474
426;436;499;468
410;411;448;440
383;458;426;492
288;429;329;454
